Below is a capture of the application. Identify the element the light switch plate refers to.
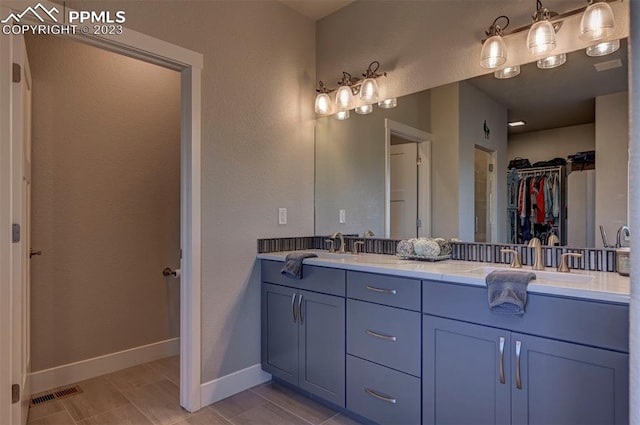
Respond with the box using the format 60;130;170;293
339;209;346;224
278;208;287;225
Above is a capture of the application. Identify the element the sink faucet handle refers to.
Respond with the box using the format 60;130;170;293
325;239;335;253
353;241;365;255
557;253;583;273
500;249;522;268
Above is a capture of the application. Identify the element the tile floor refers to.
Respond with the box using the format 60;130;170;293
27;356;363;425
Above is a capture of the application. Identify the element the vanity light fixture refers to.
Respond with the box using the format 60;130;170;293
586;38;620;56
537;53;567;69
527;0;557;55
314;61;394;120
480;15;509;69
508;120;527;127
580;0;616;41
494;65;521;79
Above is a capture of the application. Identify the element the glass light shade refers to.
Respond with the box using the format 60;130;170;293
335;85;354;110
586;39;620;56
580;2;615;41
314;93;331;115
359;78;379;103
480;35;507;69
378;98;397;109
355;104;373;114
335;110;350;120
527;20;556;55
537;53;566;69
494;66;520;79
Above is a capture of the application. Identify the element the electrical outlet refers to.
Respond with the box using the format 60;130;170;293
339;209;346;224
278;208;287;225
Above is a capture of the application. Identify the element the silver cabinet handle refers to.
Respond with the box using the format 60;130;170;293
291;294;297;323
365;388;397;404
515;340;522;390
366;329;397;342
298;294;304;324
365;285;397;295
499;337;505;384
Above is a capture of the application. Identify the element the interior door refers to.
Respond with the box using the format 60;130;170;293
390;143;418;239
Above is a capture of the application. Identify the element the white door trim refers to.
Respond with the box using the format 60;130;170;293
384;119;432;238
0;1;204;414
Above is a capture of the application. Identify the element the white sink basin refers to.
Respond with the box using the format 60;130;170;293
301;250;357;259
355;255;410;265
467;266;593;283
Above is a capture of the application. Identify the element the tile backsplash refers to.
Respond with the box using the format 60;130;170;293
257;236;620;273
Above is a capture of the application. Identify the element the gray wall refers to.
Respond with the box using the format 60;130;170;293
65;0;317;383
26;35;181;371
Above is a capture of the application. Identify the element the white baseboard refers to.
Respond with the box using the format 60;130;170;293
200;364;271;407
30;337;180;394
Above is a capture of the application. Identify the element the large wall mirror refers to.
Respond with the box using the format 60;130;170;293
314;40;628;248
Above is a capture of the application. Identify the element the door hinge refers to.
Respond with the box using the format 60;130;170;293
11;384;20;404
12;63;21;83
12;223;20;243
416;219;422;228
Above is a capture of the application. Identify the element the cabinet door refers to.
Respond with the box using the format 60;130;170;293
298;290;345;407
423;315;511;425
511;333;629;425
262;283;299;386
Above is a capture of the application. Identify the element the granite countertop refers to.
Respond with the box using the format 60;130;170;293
257;251;631;304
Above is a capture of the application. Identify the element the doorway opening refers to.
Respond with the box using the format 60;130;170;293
474;147;495;243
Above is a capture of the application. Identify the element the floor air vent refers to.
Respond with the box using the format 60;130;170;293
30;385;83;407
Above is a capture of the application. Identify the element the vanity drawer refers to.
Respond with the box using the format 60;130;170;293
347;271;420;311
261;260;345;296
422;279;629;352
347;355;420;425
347;299;421;377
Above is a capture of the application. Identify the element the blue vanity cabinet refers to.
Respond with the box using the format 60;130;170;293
261;261;346;407
422;280;629;425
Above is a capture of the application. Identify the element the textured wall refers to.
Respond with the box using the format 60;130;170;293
26;35;181;371
65;0;316;382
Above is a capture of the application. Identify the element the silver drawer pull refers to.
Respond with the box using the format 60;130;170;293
515;340;522;390
499;336;505;384
365;285;397;295
366;329;397;342
365;388;397;404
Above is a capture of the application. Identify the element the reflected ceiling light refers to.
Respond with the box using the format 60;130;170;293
378;98;397;109
586;38;620;56
355;104;374;114
508;121;527;127
580;0;616;42
494;65;520;79
360;61;385;103
537;53;566;69
480;15;509;69
335;110;350;120
527;0;557;55
314;81;332;115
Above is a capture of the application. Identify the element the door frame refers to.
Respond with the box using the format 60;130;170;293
384;119;432;238
0;0;204;416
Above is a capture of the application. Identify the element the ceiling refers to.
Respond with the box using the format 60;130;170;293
279;0;354;21
468;40;627;135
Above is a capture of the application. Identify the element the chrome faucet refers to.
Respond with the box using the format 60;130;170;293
329;232;346;254
528;237;545;270
616;225;630;248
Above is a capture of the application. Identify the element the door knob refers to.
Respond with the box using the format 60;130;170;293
162;267;181;278
29;249;42;258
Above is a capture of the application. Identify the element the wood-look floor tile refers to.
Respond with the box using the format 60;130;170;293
320;413;366;425
78;404;153;425
251;383;336;425
173;408;232;425
61;377;129;422
104;363;165;392
229;402;311;425
27;400;66;423
27;410;77;425
122;379;189;425
209;389;267;419
148;356;179;386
